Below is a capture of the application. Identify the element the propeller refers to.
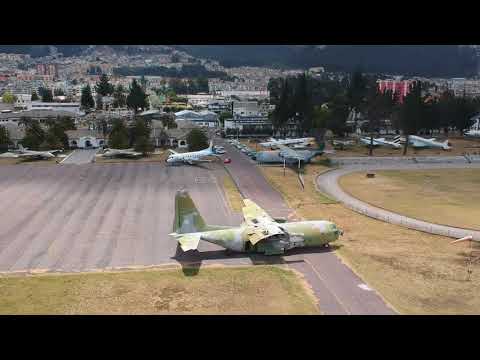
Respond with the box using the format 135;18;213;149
450;235;474;244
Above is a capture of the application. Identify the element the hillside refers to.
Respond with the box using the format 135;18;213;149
0;45;477;77
176;45;479;77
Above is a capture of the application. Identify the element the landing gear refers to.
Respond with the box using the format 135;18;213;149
324;243;330;248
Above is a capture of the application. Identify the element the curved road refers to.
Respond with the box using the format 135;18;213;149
316;162;480;241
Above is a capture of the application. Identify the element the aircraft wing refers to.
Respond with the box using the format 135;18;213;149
242;199;285;245
277;144;302;159
242;199;276;225
185;158;213;165
17;153;46;158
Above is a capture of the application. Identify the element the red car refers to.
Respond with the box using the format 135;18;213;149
223;158;232;164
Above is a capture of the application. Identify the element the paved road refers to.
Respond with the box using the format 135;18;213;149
61;149;98;164
316;162;480;241
0;148;396;314
0;162;243;273
220;138;396;315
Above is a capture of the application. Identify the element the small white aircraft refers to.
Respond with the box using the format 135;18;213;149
407;135;451;150
464;119;480;137
9;144;63;160
331;139;355;150
360;137;402;149
166;141;218;165
102;148;143;158
464;129;480;137
260;137;315;149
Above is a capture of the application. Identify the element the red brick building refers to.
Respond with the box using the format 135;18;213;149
377;79;413;103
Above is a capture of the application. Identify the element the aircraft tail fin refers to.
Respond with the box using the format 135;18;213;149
18;144;25;151
208;140;213;150
173;190;207;234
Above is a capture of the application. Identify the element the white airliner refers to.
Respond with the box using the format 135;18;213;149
9;144;63;159
260;137;315;148
360;137;402;149
407;135;451;150
166;141;218;165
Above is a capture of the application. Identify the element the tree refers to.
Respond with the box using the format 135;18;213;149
31;90;39;101
271;79;294;137
54;88;65;96
399;81;423;155
218;111;232;126
293;72;313;136
186;128;208;151
140;75;148;92
41;88;53;102
95;74;114;96
149;94;164;109
112;84;126;108
80;85;95;111
132;118;153;155
2;91;17;104
365;86;389;155
160;114;177;129
346;69;368;129
453;93;477;133
21;120;46;150
108;119;129;149
325;95;350;137
0;125;12;152
96;94;103;110
126;79;148;113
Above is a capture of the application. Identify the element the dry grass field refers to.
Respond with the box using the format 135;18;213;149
260;164;480;314
339;169;480;231
222;175;244;212
0;266;319;315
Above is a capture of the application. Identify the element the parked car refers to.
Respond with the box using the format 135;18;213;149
223;158;232;164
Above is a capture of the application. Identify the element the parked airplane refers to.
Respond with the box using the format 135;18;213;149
331;139;355;150
407;135;452;150
260;137;315;148
465;118;480;137
166;141;218;165
255;144;330;166
10;144;63;160
170;190;342;255
464;129;480;137
102;148;143;158
360;136;402;149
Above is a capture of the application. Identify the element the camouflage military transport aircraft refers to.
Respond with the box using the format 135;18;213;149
170;190;343;255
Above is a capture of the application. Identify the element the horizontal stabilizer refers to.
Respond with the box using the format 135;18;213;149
170;232;201;251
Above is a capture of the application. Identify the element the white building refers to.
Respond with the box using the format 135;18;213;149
14;94;32;110
30;101;83;115
174;110;219;128
66;129;106;149
233;101;269;117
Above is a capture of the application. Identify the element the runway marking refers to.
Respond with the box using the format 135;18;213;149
303;257;352;315
358;283;373;291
